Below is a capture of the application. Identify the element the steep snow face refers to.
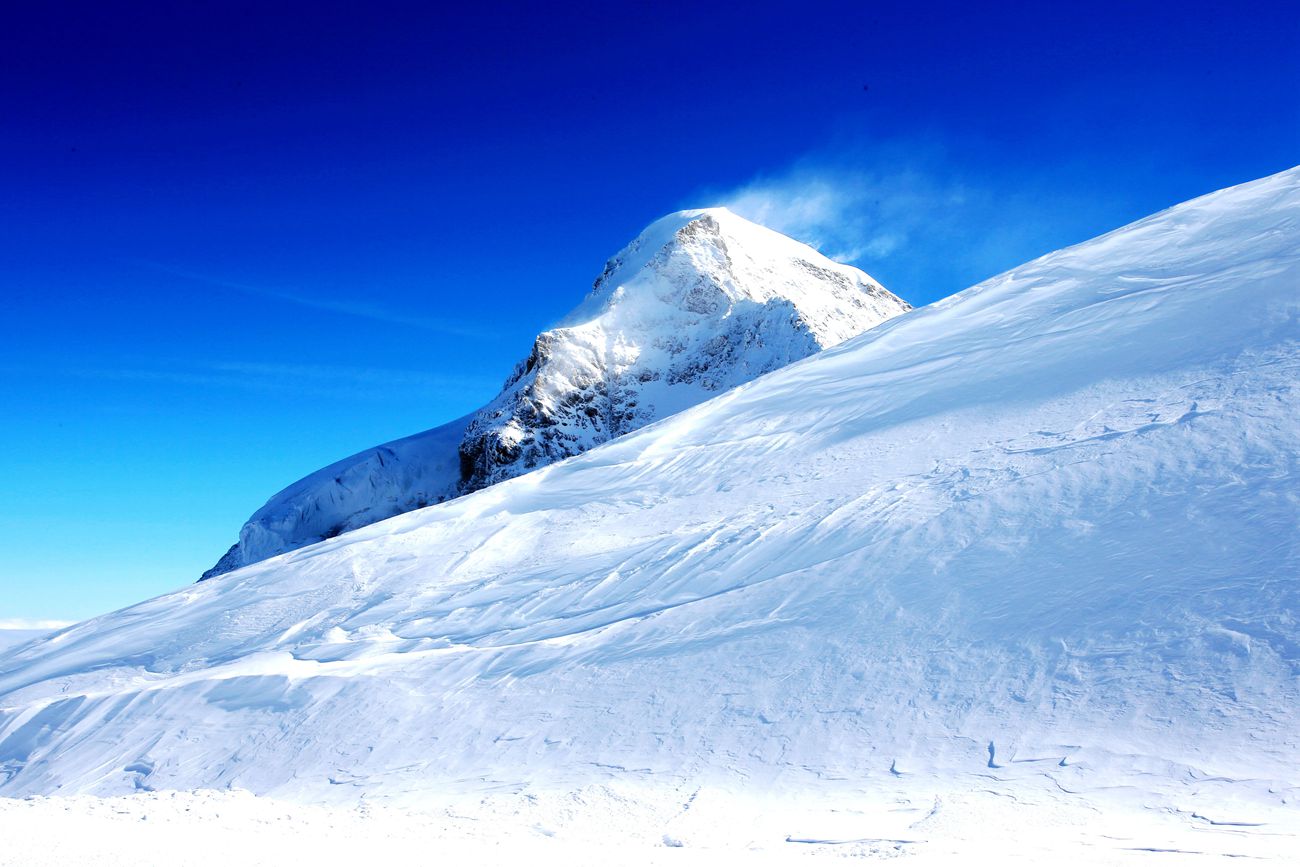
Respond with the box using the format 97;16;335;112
204;208;907;578
2;169;1298;818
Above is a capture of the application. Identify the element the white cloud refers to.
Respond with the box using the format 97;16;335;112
135;262;494;339
0;618;74;631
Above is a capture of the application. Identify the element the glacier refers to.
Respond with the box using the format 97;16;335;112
203;208;908;579
1;167;1298;860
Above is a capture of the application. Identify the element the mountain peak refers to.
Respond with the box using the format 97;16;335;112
577;205;890;327
201;210;911;578
458;208;908;488
631;205;744;239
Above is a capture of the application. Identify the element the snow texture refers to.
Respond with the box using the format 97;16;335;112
1;169;1298;857
203;208;908;578
2;781;1295;865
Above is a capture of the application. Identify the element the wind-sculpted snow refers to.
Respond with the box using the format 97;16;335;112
2;169;1298;834
202;416;470;579
204;208;908;578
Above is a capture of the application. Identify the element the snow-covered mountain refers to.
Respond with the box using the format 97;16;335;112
2;169;1297;836
203;208;908;578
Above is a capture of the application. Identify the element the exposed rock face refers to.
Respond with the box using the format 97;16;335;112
202;208;909;579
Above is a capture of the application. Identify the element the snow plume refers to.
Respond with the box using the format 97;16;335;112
713;156;969;266
705;146;1127;306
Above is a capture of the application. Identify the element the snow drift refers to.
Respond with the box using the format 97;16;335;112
203;208;908;578
1;169;1297;817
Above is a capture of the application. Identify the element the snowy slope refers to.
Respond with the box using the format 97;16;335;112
204;208;907;578
2;169;1298;828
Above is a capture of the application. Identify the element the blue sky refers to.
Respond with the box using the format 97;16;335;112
2;1;1297;623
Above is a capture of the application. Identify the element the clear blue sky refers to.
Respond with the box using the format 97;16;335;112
2;1;1297;623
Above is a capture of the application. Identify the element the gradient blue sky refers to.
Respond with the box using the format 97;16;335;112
2;1;1297;623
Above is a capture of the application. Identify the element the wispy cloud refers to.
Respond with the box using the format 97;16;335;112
61;359;499;401
137;262;493;339
0;618;74;630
